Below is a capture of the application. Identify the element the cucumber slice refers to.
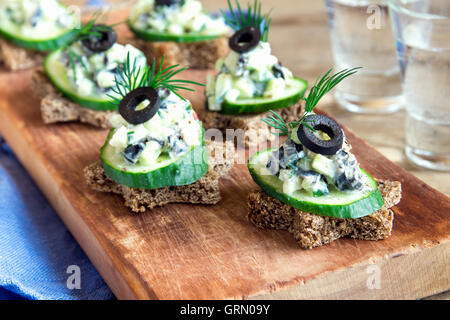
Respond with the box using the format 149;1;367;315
44;50;115;111
248;148;384;219
128;22;222;43
0;4;77;51
0;28;77;51
100;131;208;189
220;78;308;114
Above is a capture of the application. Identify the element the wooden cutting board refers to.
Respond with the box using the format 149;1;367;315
0;65;448;299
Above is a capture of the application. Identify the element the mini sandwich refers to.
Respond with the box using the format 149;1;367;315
127;0;232;69
201;0;308;146
85;56;234;212
0;0;79;70
247;68;402;249
31;14;148;128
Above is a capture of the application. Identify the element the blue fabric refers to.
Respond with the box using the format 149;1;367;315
85;0;104;7
0;137;114;300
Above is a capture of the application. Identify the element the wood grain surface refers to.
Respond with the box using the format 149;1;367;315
0;0;449;300
0;66;449;299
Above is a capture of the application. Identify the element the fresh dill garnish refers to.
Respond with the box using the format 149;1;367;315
67;48;89;82
74;9;122;41
67;50;78;82
303;67;361;115
221;0;272;42
262;67;361;136
108;53;205;106
63;10;117;82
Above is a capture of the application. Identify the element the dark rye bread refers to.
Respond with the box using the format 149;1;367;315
247;179;402;249
84;140;235;212
128;37;229;69
0;38;44;71
31;68;115;128
196;102;304;147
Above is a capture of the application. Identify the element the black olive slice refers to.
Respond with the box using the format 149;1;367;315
155;0;183;6
123;140;146;164
229;26;261;53
119;87;161;125
297;114;344;155
272;63;285;79
82;24;117;53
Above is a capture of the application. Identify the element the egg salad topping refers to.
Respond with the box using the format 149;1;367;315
257;134;367;197
206;41;296;111
108;89;202;166
0;0;77;39
58;41;147;98
129;0;231;36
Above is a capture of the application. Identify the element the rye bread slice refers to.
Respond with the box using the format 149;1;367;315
0;38;44;71
31;68;115;128
128;36;229;69
247;179;402;249
84;140;235;212
195;102;304;147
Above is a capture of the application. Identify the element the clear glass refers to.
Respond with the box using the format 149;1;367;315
326;0;403;114
389;0;450;171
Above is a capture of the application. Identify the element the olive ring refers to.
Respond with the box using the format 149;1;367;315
229;26;261;54
297;114;344;155
82;24;117;53
119;87;161;125
155;0;183;6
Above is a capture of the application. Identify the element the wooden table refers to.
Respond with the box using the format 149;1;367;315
0;0;448;300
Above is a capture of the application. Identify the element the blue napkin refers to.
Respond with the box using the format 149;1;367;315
0;137;114;300
85;0;104;7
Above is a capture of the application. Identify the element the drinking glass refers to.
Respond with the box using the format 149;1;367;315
389;0;450;171
326;0;403;114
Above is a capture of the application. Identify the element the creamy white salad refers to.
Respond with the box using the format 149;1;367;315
129;0;230;36
257;130;367;196
0;0;77;39
108;89;202;166
206;41;296;111
59;41;147;98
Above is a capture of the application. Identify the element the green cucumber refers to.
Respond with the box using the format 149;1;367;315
100;131;209;189
0;28;78;51
44;50;115;111
128;22;222;43
220;78;308;114
248;148;384;219
0;3;78;51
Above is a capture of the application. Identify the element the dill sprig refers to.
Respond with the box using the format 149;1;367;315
74;9;122;41
262;110;295;136
64;10;124;82
262;67;361;136
108;53;205;106
73;10;107;41
221;0;272;42
67;48;89;82
304;67;361;114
